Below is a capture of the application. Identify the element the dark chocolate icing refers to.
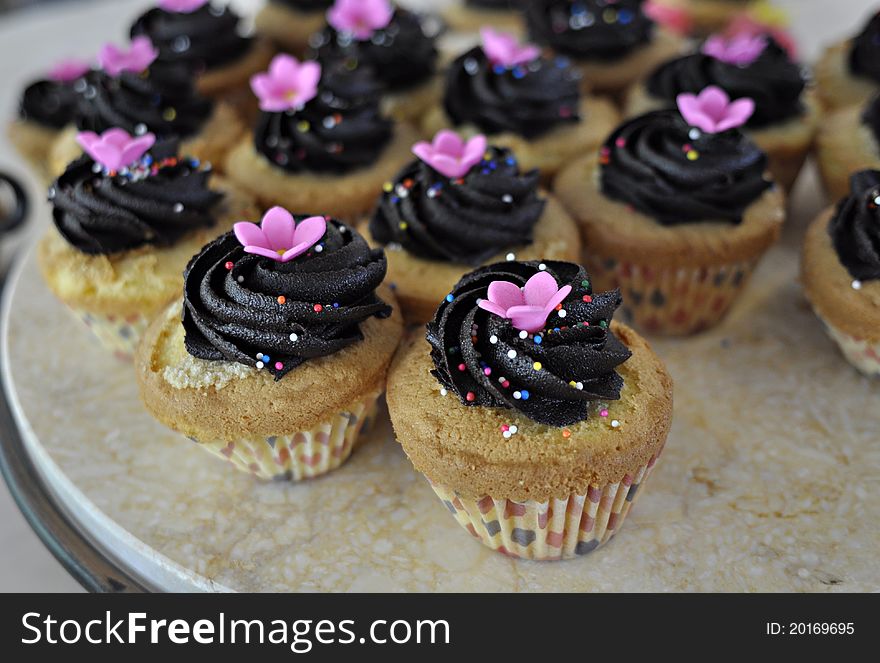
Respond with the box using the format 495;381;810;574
645;38;807;128
72;65;213;139
443;46;581;139
311;8;438;91
427;260;631;426
525;0;654;61
183;219;392;379
600;110;771;224
19;79;82;129
254;62;392;174
828;169;880;282
370;147;544;266
849;11;880;84
49;141;221;255
130;3;253;74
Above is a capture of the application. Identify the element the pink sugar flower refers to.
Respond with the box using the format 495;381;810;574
158;0;209;12
327;0;394;40
48;58;91;83
642;0;693;36
702;33;767;66
76;128;157;172
98;36;158;77
234;207;327;263
480;27;541;68
676;86;755;133
724;15;798;60
478;272;572;333
250;54;321;112
412;130;487;179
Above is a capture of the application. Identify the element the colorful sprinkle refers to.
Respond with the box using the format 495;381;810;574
466;391;476;402
225;261;234;270
314;304;323;312
533;362;542;371
562;429;571;439
275;362;283;370
277;296;286;305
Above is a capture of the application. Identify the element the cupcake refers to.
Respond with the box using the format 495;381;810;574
802;170;880;377
225;54;416;220
130;0;274;100
39;129;257;358
443;0;524;35
48;37;243;179
136;207;404;480
816;10;880;111
421;28;619;179
626;32;817;191
386;260;673;560
816;93;880;202
362;130;582;324
524;0;684;97
255;0;333;55
555;86;784;335
309;0;440;123
8;58;90;182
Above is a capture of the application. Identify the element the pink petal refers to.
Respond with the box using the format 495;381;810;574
269;54;300;82
427;154;469;179
234;222;268;249
158;0;208;13
261;207;296;251
699;86;731;117
433;129;466;157
411;141;435;164
75;131;99;152
298;61;322;95
505;305;549;333
101;128;133;149
676;93;717;132
477;300;509;319
541;284;572;315
487;280;524;310
715;97;755;131
462;135;488;166
522;271;562;307
243;246;284;261
118;133;156;166
48;58;90;82
291;215;327;249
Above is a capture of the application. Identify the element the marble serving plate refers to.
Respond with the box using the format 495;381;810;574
1;0;878;592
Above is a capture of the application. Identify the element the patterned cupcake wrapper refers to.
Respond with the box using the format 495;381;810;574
431;448;663;561
71;308;151;361
189;391;381;481
585;255;759;336
819;316;880;377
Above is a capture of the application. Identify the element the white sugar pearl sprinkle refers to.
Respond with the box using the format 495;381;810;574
502;431;512;439
576;382;583;390
289;333;298;342
538;263;547;271
852;280;862;290
256;361;265;369
519;330;528;339
489;335;498;344
611;420;621;428
558;309;567;318
440;388;447;396
509;425;518;434
506;253;516;261
513;391;522;399
507;349;517;358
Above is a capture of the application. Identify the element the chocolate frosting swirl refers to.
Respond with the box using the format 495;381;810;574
645;39;807;128
427;260;631;427
600;110;771;224
72;66;213;139
849;11;880;83
130;4;253;73
19;79;82;129
254;63;392;174
49;141;222;255
525;0;654;61
272;0;332;9
182;219;392;379
311;9;438;91
370;147;544;266
828;169;880;282
444;46;581;139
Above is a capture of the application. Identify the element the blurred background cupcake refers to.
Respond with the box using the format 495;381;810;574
225;54;416;219
626;30;817;192
137;207;404;480
130;0;274;105
816;93;880;200
555;87;784;335
387;260;673;560
422;28;619;179
255;0;333;55
362;129;582;323
802;170;880;376
309;0;441;123
524;0;685;98
48;36;243;178
443;0;524;35
39;129;257;358
7;57;90;182
816;8;880;110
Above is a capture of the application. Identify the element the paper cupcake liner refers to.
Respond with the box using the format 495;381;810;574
819;316;880;377
585;255;759;335
72;308;151;361
430;449;663;561
188;391;381;481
